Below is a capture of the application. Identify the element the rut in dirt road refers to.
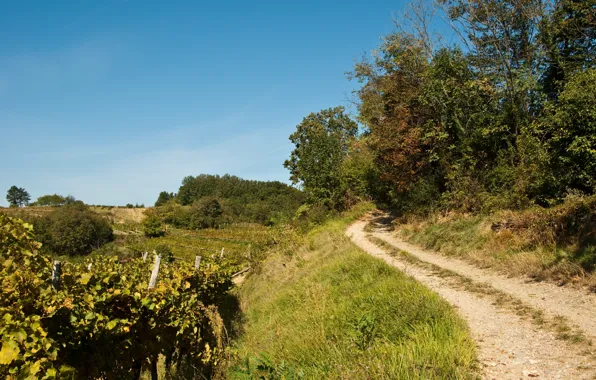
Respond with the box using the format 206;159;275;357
347;215;596;380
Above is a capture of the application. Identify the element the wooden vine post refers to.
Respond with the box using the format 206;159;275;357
195;256;202;270
148;253;161;289
52;260;62;290
220;247;225;258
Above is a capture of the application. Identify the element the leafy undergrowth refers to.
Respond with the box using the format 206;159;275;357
228;207;477;379
398;195;596;290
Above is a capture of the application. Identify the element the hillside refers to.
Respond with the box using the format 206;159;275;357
228;205;478;378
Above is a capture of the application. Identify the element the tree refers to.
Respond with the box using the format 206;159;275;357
34;194;66;207
33;204;114;256
540;0;596;98
154;191;174;207
6;186;31;207
539;69;596;193
441;0;545;135
189;197;224;229
284;107;358;208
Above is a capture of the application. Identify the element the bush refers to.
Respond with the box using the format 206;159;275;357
189;197;224;229
33;205;114;256
154;244;175;263
143;214;164;237
293;203;332;231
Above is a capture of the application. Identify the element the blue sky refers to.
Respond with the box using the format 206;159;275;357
0;0;450;206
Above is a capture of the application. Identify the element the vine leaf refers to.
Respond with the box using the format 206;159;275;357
0;340;19;365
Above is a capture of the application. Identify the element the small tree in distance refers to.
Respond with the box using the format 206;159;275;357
155;191;174;207
6;186;31;208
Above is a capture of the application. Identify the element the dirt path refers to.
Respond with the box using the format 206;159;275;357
347;216;596;379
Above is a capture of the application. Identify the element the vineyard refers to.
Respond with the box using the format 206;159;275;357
0;214;238;379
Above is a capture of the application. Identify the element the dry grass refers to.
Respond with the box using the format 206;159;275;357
90;206;148;223
397;208;596;290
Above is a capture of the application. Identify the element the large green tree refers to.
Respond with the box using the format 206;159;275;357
284;107;358;208
540;0;596;97
6;186;30;208
34;194;66;206
539;69;596;193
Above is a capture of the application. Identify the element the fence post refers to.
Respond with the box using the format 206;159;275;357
87;263;92;270
148;253;161;289
195;256;202;270
52;260;62;290
220;247;225;258
142;252;148;261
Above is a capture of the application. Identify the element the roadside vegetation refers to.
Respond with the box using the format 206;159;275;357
398;194;596;290
229;205;477;379
276;0;596;288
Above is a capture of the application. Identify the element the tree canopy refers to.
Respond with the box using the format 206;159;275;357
6;186;30;208
286;0;596;214
155;174;305;227
284;107;358;208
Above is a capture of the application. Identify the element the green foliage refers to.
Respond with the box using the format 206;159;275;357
143;214;164;237
33;205;114;256
6;186;30;208
154;243;175;263
33;194;67;207
292;203;333;232
231;216;477;379
154;191;174;207
284;106;358;209
312;0;596;215
189;197;224;229
0;214;234;379
167;174;305;226
540;0;596;97
539;69;596;194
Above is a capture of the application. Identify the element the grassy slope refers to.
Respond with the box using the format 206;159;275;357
398;208;596;289
229;206;477;379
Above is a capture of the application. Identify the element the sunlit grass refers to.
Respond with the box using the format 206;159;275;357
229;210;478;379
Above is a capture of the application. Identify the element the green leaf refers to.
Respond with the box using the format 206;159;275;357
0;340;20;365
79;273;93;285
107;320;118;330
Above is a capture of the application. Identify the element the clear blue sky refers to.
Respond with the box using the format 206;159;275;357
0;0;449;206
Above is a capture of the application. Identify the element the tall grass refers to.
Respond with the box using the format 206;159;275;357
228;213;477;379
399;197;596;289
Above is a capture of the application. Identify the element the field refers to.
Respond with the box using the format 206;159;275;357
228;207;478;379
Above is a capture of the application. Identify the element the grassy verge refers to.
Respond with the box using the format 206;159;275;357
228;206;478;379
368;236;591;347
397;207;596;290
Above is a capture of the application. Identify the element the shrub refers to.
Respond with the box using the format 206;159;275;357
293;203;332;231
143;214;164;237
33;205;114;256
154;244;175;263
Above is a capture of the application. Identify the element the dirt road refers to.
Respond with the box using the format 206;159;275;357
346;214;596;379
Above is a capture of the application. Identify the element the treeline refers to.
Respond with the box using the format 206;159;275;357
154;174;305;227
288;0;596;215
